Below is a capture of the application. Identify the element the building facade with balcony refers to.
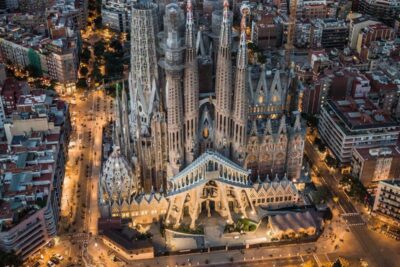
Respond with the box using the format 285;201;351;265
311;18;348;49
102;0;132;33
373;179;400;226
357;0;400;26
351;146;400;187
318;97;400;164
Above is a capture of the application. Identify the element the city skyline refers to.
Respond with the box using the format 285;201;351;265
0;0;400;267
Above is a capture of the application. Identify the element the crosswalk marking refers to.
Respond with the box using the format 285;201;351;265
348;222;366;226
313;254;322;267
341;212;359;217
324;253;331;263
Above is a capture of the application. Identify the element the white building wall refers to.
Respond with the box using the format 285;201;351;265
319;104;400;163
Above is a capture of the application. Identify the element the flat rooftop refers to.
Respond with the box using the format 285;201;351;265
380;179;400;188
102;228;153;251
355;145;400;161
328;97;398;130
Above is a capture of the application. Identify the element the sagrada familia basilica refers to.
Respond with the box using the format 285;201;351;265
99;0;306;228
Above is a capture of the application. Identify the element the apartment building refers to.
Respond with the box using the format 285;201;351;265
102;0;132;33
318;97;400;164
373;179;400;226
348;15;378;50
357;0;400;26
366;70;399;115
352;146;400;187
311;18;348;49
356;23;395;54
0;88;70;259
0;15;79;94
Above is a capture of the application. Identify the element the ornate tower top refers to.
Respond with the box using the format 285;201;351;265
223;0;229;20
237;4;250;69
185;0;195;48
187;0;193;21
101;146;137;202
220;0;232;47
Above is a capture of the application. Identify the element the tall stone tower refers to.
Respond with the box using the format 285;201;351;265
130;1;168;192
214;0;233;157
286;111;304;179
231;5;249;163
183;0;199;165
130;1;159;136
160;3;185;176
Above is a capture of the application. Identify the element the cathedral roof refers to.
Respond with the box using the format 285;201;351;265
101;146;137;203
167;151;252;196
252;174;298;196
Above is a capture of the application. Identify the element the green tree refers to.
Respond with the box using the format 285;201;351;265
325;155;337;167
0;250;23;267
257;53;266;64
91;61;103;83
94;16;102;29
247;42;260;52
96;0;102;13
47;79;57;91
94;41;105;58
110;39;124;57
80;47;91;64
80;66;89;76
312;186;331;204
26;64;42;78
105;54;123;79
34;79;43;89
77;78;87;89
88;1;96;11
318;143;326;153
302;113;319;127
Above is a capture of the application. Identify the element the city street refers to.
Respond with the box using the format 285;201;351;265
129;236;362;267
26;89;115;267
60;90;113;234
305;139;400;267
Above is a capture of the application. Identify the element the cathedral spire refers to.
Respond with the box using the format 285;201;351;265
185;0;194;50
184;0;200;164
293;111;302;131
121;83;132;161
161;3;186;175
220;0;232;48
237;11;247;69
214;0;233;156
114;87;122;148
231;5;250;163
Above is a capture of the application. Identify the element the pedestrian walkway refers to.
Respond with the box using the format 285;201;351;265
341;213;366;227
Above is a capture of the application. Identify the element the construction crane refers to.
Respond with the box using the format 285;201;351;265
285;0;298;64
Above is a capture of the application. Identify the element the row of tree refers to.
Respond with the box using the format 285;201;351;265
0;250;22;267
78;37;126;90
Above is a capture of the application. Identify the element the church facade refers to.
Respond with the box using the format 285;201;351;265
100;0;305;228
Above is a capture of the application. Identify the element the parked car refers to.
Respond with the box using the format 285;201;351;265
50;256;59;264
53;253;64;261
